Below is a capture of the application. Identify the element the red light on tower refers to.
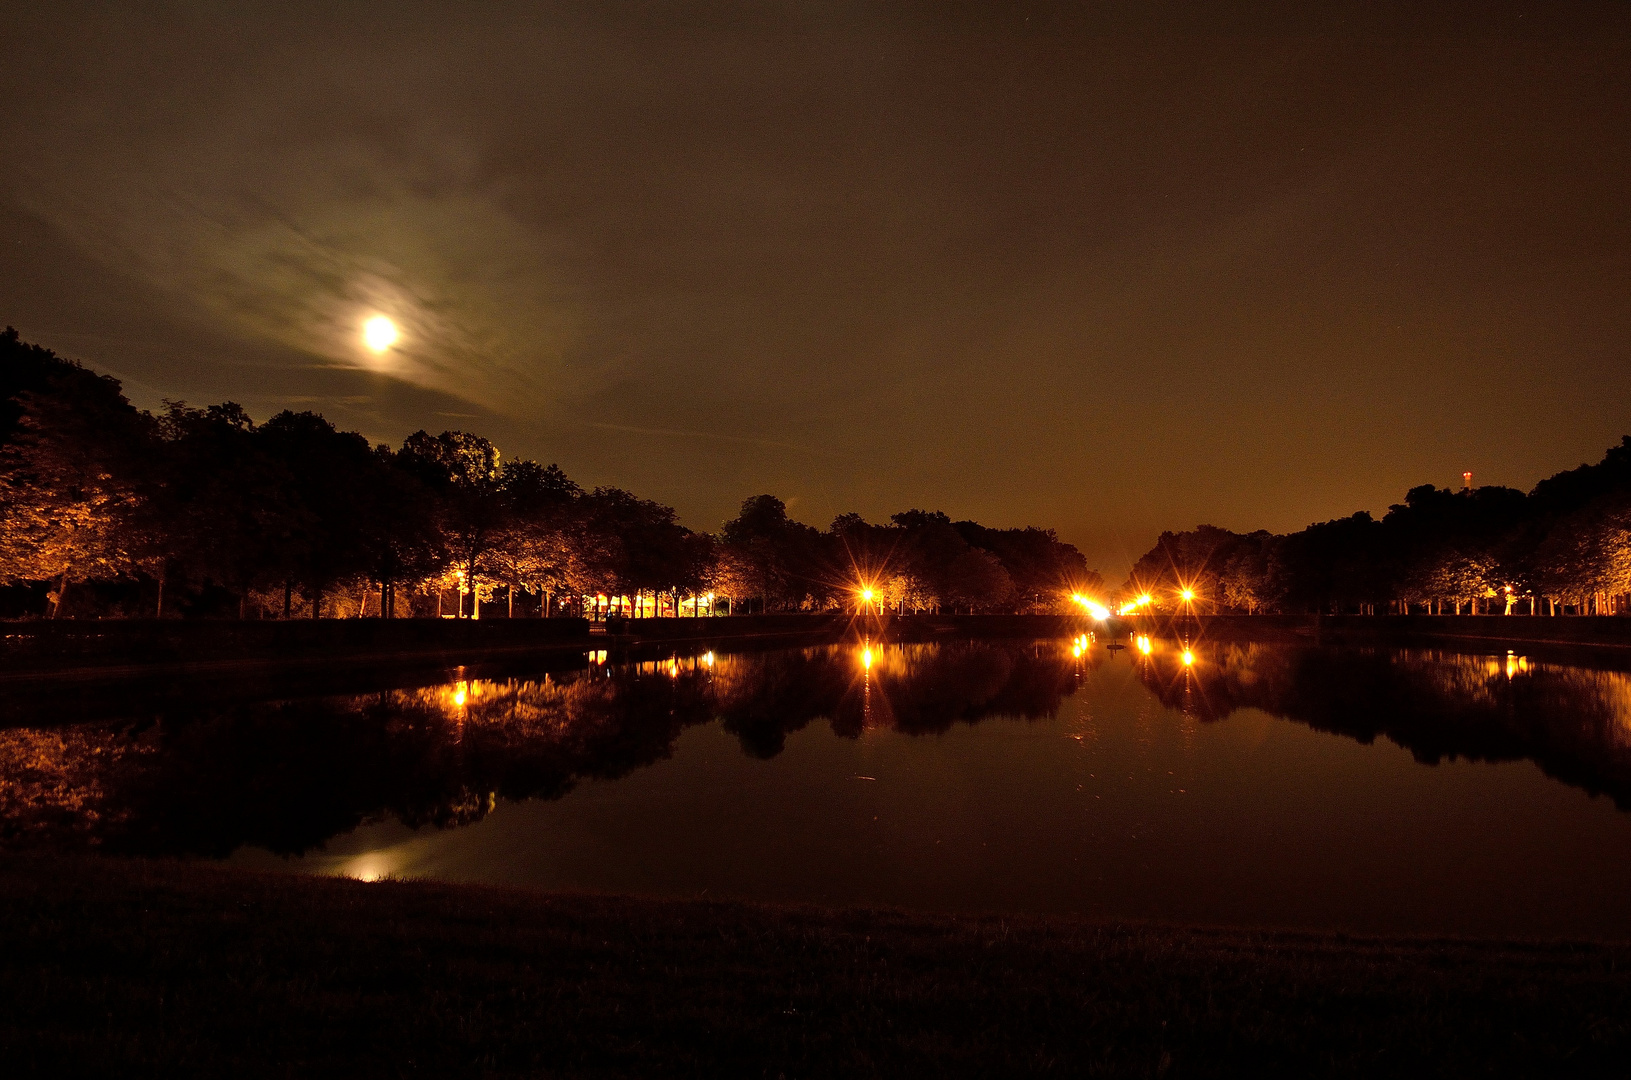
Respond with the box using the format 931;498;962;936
1462;471;1473;491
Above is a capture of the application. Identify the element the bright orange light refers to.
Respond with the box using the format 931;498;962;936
1137;635;1152;655
861;646;874;670
1182;649;1194;666
363;315;398;353
859;587;874;603
1180;588;1195;602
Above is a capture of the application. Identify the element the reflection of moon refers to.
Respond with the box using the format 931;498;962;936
363;315;398;353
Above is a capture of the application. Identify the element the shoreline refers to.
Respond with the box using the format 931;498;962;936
3;611;1631;691
3;853;1629;1076
1169;612;1631;651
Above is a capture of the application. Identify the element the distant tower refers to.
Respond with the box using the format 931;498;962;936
1462;471;1473;491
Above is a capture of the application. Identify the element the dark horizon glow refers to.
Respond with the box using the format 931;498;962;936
2;1;1628;575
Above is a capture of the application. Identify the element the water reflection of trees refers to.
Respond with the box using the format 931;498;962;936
1136;642;1631;808
0;640;1083;856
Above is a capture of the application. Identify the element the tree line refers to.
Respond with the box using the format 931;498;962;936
0;328;1097;619
1126;438;1631;615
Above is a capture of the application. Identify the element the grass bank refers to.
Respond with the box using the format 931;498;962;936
3;856;1630;1077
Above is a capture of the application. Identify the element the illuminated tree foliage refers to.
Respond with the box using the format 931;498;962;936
0;335;153;615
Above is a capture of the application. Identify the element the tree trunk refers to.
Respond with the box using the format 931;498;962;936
284;581;293;619
311;585;321;620
508;586;514;619
53;569;69;619
155;568;165;619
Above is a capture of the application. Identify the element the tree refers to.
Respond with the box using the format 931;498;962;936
953;521;1098;612
1123;525;1243;612
398;431;505;617
942;547;1015;612
1531;493;1631;613
258;412;390;618
718;495;821;611
485;459;583;615
1218;532;1279;613
581;487;702;610
0;361;154;615
149;402;311;616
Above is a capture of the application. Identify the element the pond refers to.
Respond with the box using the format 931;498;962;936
7;634;1631;938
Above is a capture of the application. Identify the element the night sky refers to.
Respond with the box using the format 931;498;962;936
2;1;1627;576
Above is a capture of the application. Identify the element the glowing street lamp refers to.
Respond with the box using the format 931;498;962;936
1070;593;1111;621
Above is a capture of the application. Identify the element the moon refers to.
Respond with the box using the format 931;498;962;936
363;315;398;353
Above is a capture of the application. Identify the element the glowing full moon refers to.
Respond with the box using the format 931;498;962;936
363;315;398;353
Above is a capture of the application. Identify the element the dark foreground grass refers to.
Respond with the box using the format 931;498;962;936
3;857;1630;1078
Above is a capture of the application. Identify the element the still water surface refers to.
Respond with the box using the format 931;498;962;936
8;636;1631;937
